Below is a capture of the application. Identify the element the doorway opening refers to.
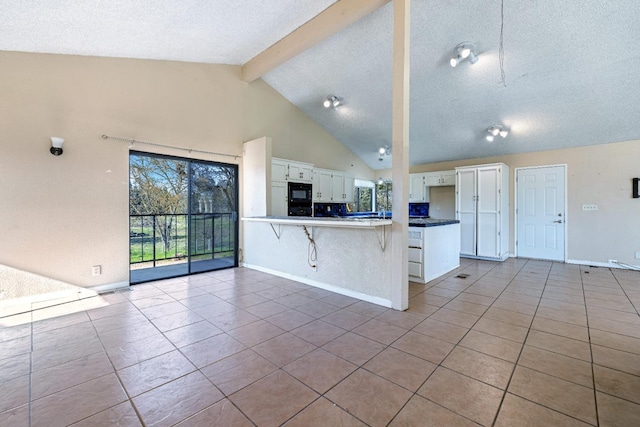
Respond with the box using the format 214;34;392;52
129;151;238;284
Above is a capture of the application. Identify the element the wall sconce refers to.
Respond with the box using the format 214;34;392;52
50;137;64;156
450;42;479;67
486;125;509;142
323;95;341;109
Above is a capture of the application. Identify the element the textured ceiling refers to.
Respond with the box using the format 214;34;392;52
2;0;639;170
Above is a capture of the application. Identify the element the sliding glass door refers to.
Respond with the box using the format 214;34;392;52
129;152;238;284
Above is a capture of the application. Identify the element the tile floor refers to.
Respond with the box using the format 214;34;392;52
1;258;640;426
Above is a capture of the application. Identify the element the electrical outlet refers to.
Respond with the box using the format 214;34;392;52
608;259;618;264
635;252;640;259
436;205;441;211
92;265;101;276
582;204;598;211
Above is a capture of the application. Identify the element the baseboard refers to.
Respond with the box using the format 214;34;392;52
88;281;130;294
566;259;625;269
242;263;392;308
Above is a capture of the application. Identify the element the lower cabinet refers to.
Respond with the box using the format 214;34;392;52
408;224;461;284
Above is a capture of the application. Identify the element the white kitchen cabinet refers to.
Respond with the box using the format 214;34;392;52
425;170;456;186
328;171;355;202
312;168;333;202
343;174;355;202
287;161;313;183
271;181;287;216
408;224;461;283
409;173;429;202
455;163;510;260
271;158;313;183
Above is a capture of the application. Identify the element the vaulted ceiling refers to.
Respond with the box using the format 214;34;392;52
2;0;639;170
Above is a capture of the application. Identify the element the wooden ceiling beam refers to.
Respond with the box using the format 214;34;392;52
241;0;390;83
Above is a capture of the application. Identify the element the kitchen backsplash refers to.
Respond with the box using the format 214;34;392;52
409;202;429;217
314;203;347;217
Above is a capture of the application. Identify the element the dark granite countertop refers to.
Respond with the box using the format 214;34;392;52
408;218;460;227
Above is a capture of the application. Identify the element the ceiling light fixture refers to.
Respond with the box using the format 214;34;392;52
378;145;391;161
486;125;509;141
323;95;341;109
50;136;64;155
450;42;479;68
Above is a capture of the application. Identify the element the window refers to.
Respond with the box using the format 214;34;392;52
347;179;374;212
376;181;392;212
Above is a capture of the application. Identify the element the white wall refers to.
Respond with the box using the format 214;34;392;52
407;140;640;266
0;51;373;289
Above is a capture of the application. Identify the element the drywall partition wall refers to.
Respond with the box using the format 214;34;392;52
408;139;640;266
0;51;373;290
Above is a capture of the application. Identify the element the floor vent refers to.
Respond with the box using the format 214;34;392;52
98;290;115;295
455;274;470;279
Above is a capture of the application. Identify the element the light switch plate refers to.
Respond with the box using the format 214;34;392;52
582;204;598;211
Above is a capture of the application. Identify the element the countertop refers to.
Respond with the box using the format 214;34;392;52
242;216;392;228
408;218;460;227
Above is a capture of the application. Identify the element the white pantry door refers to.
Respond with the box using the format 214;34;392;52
516;166;566;261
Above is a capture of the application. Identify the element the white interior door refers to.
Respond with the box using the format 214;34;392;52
516;166;566;261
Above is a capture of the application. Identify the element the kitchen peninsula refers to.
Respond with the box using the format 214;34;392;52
242;215;460;308
242;216;394;307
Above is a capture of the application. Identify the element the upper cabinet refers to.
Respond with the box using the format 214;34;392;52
312;169;333;202
313;168;354;203
271;158;313;183
424;170;455;187
409;173;429;202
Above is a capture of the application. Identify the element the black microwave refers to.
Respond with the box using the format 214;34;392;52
288;182;312;204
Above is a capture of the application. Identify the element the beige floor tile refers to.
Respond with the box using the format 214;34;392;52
242;301;290;319
588;306;640;326
265;309;315;331
596;391;640;427
526;329;592;362
104;333;177;369
133;371;223;427
322;332;386;365
518;345;593;387
149;309;203;332
410;292;451;307
418;366;504;426
284;348;357;393
454;292;497;306
392;331;455;364
69;401;142;426
201;349;277;395
283;397;367;427
589;316;640;339
495;393;591;427
345;300;389;318
290;319;347;346
180;333;247;368
117;350;196;397
0;374;29;413
352;318;408;345
412;317;469;344
459;330;523;362
176;398;253;426
443;299;489;316
31;351;114;400
404;301;440;316
0;404;29;426
442;345;515;389
483;307;533;328
594;364;640;405
326;368;412;427
473;317;528;343
293;300;341;318
389;395;479;427
31;373;127;427
430;308;480;328
508;366;596;424
590;328;640;355
253;333;317;367
230;370;318;427
163;320;224;348
592;344;640;376
374;310;425;329
129;293;175;310
530;316;589;342
535;306;588;327
0;353;32;383
226;319;285;347
364;347;437;391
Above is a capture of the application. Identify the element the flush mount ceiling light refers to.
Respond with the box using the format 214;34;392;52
323;95;341;109
486;125;509;142
378;145;391;161
450;42;479;68
50;136;64;155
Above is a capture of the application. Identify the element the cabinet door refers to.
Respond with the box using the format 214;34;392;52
456;169;477;256
287;161;313;183
271;159;288;182
343;174;355;202
409;174;425;202
271;181;287;216
317;170;332;202
441;170;456;186
330;172;345;201
424;173;441;187
476;166;501;258
300;165;314;182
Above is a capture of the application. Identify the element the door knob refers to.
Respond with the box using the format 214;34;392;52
553;220;563;223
